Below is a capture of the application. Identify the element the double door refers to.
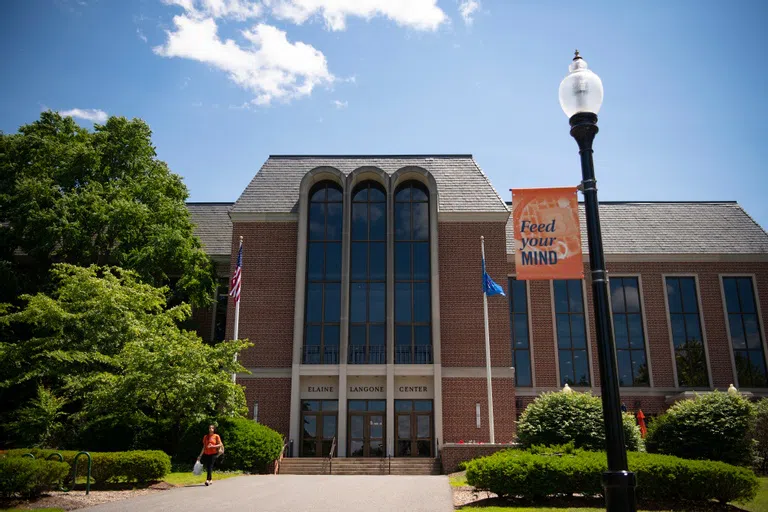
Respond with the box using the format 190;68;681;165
301;400;338;457
395;399;433;457
348;400;385;457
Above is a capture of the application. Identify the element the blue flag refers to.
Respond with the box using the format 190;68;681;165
482;258;506;297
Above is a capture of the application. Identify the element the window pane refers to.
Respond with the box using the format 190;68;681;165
738;278;756;313
573;350;590;386
305;325;321;345
515;350;532;386
723;277;740;313
749;351;768;386
513;313;529;348
729;314;746;349
570;315;586;349
308;204;325;240
412;203;429;241
396;400;412;412
670;314;686;347
395;283;412;322
614;315;629;349
396;326;412;345
628;314;644;349
617;350;633;387
413;243;430;280
559;352;574;386
417;416;430;438
632;350;649;386
324;325;339;347
303;400;320;411
556;314;572;348
326;203;342;240
666;278;682;313
369;242;386;281
413;282;430;323
324;283;340;322
350;283;367;323
325;242;341;281
610;279;625;313
369;203;386;241
568;280;583;312
744;315;762;350
303;415;316;437
352;203;368;241
307;283;323;322
395;243;411;279
307;243;324;281
349;401;366;412
326;186;342;202
369;283;385;323
310;186;326;202
353;186;368;201
369;186;385;202
369;325;385;346
395;186;411;201
349;325;366;346
414;326;430;345
681;278;698;313
395;203;410;240
323;415;337;438
684;314;702;343
554;280;569;312
369;400;386;412
322;400;338;411
624;279;641;313
512;280;527;313
411;185;428;202
351;242;367;280
398;415;410;438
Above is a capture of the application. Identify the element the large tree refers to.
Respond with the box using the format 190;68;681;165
0;111;215;307
0;264;248;451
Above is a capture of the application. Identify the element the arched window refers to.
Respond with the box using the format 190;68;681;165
349;182;387;364
304;181;342;364
394;181;431;364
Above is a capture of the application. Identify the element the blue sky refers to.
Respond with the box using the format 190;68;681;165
2;0;767;229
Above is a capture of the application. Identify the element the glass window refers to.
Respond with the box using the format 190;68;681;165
394;182;431;364
723;277;768;388
554;279;590;386
665;277;708;387
610;277;650;387
509;278;532;386
349;182;387;364
303;182;343;364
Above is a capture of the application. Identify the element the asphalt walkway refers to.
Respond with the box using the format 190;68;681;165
82;474;453;512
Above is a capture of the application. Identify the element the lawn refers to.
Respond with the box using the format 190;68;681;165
161;470;243;487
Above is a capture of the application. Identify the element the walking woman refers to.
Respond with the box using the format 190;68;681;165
197;424;223;486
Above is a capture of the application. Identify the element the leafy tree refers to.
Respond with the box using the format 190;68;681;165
4;386;67;448
0;264;248;451
0;111;215;307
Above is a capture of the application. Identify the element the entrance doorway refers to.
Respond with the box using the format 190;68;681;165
348;400;386;457
301;400;338;457
395;399;433;457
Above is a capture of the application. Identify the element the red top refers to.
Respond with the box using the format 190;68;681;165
203;434;221;455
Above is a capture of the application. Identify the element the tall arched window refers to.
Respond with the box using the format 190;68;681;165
304;181;342;364
349;182;387;364
394;181;431;364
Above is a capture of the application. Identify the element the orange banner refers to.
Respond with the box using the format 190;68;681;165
511;187;583;280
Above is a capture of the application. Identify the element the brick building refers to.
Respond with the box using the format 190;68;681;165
188;154;768;458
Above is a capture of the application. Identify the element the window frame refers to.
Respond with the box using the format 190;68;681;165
608;274;653;387
551;279;593;387
719;274;768;388
662;274;712;389
508;276;534;387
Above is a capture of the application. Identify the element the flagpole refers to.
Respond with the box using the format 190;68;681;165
232;236;242;383
481;236;495;444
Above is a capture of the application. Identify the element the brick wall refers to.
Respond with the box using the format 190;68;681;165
442;377;516;444
227;222;298;368
191;303;214;343
439;222;511;367
238;377;292;441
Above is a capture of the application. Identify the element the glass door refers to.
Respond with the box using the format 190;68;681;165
301;400;338;457
395;399;433;457
348;400;385;457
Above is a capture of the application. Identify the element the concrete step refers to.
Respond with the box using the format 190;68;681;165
279;457;441;475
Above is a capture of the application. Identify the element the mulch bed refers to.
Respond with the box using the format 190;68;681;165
1;482;175;510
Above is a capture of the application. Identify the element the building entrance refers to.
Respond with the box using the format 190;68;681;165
348;400;385;457
301;400;338;457
395;399;433;457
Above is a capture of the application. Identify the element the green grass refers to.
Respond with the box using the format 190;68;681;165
734;476;768;512
161;470;243;487
450;473;468;487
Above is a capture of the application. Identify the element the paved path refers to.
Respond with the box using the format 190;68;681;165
82;475;453;512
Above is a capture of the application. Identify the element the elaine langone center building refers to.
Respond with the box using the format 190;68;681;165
188;155;768;458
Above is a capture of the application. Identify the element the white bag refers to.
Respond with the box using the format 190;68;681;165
193;461;203;476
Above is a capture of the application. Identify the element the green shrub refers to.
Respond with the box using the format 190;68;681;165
753;398;768;473
465;449;759;504
645;391;755;466
5;449;170;486
517;389;643;451
177;418;283;473
0;457;70;498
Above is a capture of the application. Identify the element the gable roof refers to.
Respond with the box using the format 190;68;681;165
231;155;508;214
187;202;233;256
505;201;768;255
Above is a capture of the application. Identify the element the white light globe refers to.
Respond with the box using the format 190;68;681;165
559;51;604;118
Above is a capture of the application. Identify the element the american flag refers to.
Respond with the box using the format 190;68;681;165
229;242;242;303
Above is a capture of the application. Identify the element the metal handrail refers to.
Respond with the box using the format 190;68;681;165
276;442;288;474
327;436;336;474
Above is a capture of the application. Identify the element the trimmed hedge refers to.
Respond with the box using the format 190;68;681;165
465;449;759;504
5;449;171;486
517;389;644;451
177;418;282;473
751;398;768;473
645;391;755;466
0;457;70;498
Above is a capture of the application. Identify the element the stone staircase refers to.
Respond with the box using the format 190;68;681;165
278;457;442;475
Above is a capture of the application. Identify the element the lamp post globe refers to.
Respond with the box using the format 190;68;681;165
560;51;637;512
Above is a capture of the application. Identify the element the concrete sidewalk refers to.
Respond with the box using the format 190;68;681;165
82;475;453;512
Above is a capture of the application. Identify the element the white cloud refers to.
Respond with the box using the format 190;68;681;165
154;15;334;105
163;0;262;20
59;108;108;123
333;99;347;108
458;0;479;25
267;0;448;31
137;28;148;42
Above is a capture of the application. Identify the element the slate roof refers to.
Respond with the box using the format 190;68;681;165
505;202;768;255
231;155;508;214
187;202;233;256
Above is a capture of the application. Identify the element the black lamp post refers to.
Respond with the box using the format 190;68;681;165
559;50;637;512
